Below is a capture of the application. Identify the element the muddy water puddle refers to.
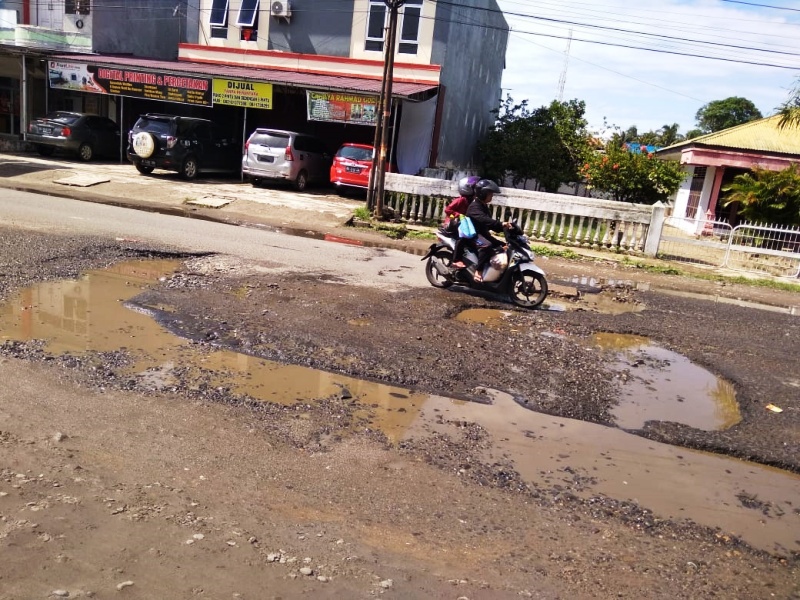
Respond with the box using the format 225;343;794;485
0;260;797;555
456;309;741;431
592;332;742;431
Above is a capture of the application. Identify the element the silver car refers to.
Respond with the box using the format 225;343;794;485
242;129;331;191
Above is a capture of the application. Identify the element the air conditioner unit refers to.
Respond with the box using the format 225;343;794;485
270;0;291;19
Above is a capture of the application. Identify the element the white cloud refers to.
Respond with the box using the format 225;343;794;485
496;0;800;135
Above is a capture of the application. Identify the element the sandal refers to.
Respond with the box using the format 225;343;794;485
452;261;466;269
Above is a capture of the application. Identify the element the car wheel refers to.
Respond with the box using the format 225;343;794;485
294;170;309;191
135;163;155;175
132;132;156;158
250;177;262;187
77;142;94;162
181;156;199;180
36;145;55;157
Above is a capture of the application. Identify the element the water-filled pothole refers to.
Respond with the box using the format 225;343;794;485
0;260;796;555
592;332;741;431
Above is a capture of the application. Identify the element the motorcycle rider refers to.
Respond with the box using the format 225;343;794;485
443;175;480;269
465;179;511;283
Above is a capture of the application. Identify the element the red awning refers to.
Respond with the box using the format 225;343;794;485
51;54;439;101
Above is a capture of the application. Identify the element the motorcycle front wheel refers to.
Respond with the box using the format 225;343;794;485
510;270;548;308
425;250;454;288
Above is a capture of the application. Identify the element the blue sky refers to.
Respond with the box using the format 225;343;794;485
495;0;800;137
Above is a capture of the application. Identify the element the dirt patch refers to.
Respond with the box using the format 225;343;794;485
1;226;798;598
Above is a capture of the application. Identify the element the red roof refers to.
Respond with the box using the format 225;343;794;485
52;54;438;100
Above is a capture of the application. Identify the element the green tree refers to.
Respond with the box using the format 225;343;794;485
605;123;684;149
721;164;800;225
695;97;762;133
478;96;590;192
579;143;686;204
778;82;800;129
657;123;683;147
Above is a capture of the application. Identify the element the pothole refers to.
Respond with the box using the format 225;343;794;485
591;332;741;431
0;260;797;555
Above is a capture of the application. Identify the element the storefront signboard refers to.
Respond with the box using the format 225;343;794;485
306;91;377;125
48;61;212;106
212;79;273;109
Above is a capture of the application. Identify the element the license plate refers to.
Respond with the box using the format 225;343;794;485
257;155;274;163
140;159;155;167
40;126;53;134
345;166;362;173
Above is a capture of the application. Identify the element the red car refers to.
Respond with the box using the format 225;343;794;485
330;143;389;194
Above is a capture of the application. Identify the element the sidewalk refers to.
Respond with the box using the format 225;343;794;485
0;151;378;240
3;151;796;286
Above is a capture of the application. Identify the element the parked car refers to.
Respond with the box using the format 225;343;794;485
329;142;389;194
242;129;331;191
27;111;121;162
127;113;241;180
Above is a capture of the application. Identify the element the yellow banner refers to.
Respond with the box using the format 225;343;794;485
213;79;273;109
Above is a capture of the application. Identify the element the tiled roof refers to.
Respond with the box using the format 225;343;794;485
657;115;800;157
52;53;439;100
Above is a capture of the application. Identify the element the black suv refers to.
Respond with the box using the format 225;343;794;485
127;114;241;180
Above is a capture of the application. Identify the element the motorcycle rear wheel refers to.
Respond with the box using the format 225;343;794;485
510;270;548;308
425;250;454;288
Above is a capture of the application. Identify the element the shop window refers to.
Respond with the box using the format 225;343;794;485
210;0;230;25
237;0;259;41
365;0;386;52
210;0;229;37
398;0;422;54
365;0;423;54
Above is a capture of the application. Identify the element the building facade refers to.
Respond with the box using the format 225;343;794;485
0;0;508;173
657;116;800;229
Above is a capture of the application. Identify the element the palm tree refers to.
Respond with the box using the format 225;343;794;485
658;123;683;147
721;165;800;225
778;83;800;129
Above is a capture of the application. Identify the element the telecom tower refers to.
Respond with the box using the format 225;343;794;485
556;29;573;102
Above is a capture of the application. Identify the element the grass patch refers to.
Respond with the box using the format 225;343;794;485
621;257;683;275
353;206;371;221
373;222;408;239
406;229;436;240
531;245;581;260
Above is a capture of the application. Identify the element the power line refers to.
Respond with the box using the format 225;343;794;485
720;0;800;12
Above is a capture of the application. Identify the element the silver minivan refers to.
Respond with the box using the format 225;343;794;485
242;128;331;191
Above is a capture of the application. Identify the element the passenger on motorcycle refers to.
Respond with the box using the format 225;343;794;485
465;179;511;283
443;176;480;269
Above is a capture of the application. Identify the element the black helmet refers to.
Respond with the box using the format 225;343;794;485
457;175;480;197
475;179;501;201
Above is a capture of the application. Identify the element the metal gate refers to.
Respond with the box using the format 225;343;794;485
659;217;800;278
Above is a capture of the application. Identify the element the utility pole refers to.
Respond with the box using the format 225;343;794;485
366;0;404;218
556;29;572;102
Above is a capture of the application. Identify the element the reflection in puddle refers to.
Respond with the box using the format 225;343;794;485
592;333;741;431
0;260;795;555
0;260;428;441
408;390;799;556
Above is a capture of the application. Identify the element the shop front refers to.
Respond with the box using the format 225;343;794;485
38;53;439;172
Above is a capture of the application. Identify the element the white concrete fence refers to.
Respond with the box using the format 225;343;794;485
384;173;666;256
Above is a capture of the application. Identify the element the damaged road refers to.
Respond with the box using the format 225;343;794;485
0;195;799;599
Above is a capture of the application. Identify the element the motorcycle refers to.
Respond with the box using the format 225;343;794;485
421;219;548;308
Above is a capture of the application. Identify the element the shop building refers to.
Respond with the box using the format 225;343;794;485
0;0;508;173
